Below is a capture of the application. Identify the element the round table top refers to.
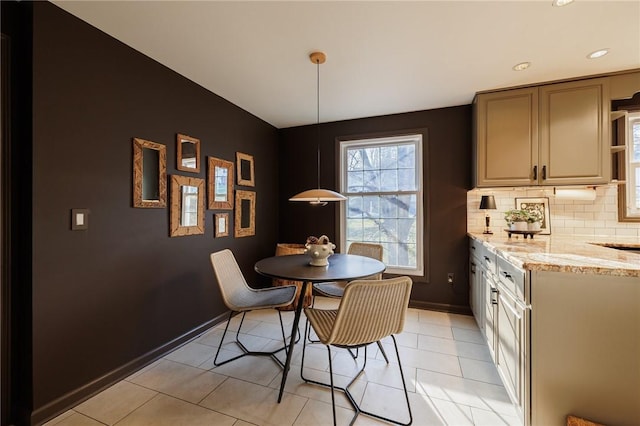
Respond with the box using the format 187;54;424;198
254;253;385;283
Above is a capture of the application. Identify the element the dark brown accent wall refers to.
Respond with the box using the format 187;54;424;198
26;2;279;423
278;106;472;311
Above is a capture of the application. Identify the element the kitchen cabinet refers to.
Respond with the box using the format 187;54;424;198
474;77;610;187
468;234;640;426
469;239;486;329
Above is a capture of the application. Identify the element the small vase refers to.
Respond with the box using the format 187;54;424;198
304;242;336;266
527;221;541;231
509;222;527;231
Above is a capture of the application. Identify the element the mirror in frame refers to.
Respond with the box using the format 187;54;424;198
170;175;205;237
234;190;256;238
236;152;255;187
133;137;167;208
214;213;229;238
208;156;234;210
177;133;201;173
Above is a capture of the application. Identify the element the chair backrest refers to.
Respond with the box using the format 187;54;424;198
348;242;383;280
325;276;413;346
210;249;253;312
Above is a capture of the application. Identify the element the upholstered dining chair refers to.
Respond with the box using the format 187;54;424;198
209;249;297;368
302;276;413;426
311;242;389;362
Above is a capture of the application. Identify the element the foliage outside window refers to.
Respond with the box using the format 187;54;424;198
340;134;424;276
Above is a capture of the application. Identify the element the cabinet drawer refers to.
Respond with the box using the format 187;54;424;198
497;255;526;302
470;238;497;274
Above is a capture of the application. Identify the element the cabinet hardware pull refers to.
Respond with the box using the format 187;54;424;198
542;165;547;180
484;256;491;263
491;288;499;305
533;165;537;180
471;246;476;250
502;271;513;280
471;265;476;273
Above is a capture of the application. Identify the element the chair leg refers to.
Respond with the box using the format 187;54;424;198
213;310;290;368
327;346;337;426
376;340;390;364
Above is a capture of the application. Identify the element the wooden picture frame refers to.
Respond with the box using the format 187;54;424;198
515;197;551;234
133;138;167;208
214;213;229;238
208;156;234;210
170;175;205;237
235;190;256;237
176;133;201;173
236;152;255;187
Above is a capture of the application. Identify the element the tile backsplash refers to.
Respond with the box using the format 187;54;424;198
467;185;640;237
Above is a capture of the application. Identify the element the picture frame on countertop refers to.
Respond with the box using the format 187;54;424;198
515;197;551;235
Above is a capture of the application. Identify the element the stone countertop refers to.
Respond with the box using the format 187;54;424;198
468;232;640;277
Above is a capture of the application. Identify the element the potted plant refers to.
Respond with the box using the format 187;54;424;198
525;208;543;231
504;209;529;231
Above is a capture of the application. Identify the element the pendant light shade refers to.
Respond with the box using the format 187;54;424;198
289;51;346;206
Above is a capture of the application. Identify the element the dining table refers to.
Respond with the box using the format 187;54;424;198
254;252;386;403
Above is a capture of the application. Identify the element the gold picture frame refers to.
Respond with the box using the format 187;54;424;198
235;190;256;238
236;152;255;187
170;175;205;237
208;156;234;210
176;133;201;173
214;213;229;238
133;138;167;208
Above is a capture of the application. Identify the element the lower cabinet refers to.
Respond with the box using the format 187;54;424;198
496;285;528;418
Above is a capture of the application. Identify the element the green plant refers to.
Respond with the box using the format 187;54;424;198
524;208;543;223
504;209;529;224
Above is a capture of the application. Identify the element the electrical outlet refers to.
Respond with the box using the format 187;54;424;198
447;273;454;284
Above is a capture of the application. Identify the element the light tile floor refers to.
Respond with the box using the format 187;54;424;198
44;297;521;426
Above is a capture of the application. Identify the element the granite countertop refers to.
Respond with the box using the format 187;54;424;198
468;232;640;277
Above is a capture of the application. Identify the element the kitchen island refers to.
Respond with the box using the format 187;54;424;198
468;232;639;426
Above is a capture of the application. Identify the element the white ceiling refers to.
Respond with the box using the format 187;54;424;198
52;0;640;129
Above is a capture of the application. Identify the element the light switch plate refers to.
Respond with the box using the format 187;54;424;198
71;209;90;230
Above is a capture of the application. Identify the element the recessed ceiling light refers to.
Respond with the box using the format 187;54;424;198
587;49;609;59
513;62;531;71
552;0;574;6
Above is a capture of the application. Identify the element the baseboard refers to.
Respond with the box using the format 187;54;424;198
409;300;472;316
31;311;230;426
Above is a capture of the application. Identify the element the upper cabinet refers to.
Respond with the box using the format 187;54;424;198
474;77;610;187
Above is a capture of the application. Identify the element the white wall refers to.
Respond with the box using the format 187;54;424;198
467;185;640;237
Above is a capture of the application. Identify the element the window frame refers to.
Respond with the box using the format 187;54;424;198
624;111;640;218
339;134;424;276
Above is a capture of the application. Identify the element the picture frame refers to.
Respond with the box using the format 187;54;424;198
235;190;256;237
515;197;551;234
133;138;167;208
176;133;201;173
170;175;205;237
236;152;255;187
208;156;234;210
214;213;229;238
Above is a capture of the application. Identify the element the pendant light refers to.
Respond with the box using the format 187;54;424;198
289;51;346;206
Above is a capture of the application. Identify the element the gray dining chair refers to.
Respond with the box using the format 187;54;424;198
301;276;413;426
209;249;297;367
311;242;389;362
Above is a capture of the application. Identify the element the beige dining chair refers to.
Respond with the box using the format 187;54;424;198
311;242;389;362
209;249;297;367
302;276;413;426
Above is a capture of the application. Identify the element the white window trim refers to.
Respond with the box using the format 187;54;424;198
339;134;424;276
626;112;640;217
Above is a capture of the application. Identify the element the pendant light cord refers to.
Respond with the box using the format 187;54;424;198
316;59;321;190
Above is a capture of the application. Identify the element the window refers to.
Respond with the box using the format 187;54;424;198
625;111;640;218
340;134;424;276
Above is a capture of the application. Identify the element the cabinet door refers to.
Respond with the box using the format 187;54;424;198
484;272;498;362
475;88;539;187
539;78;611;185
469;259;485;329
497;287;528;417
